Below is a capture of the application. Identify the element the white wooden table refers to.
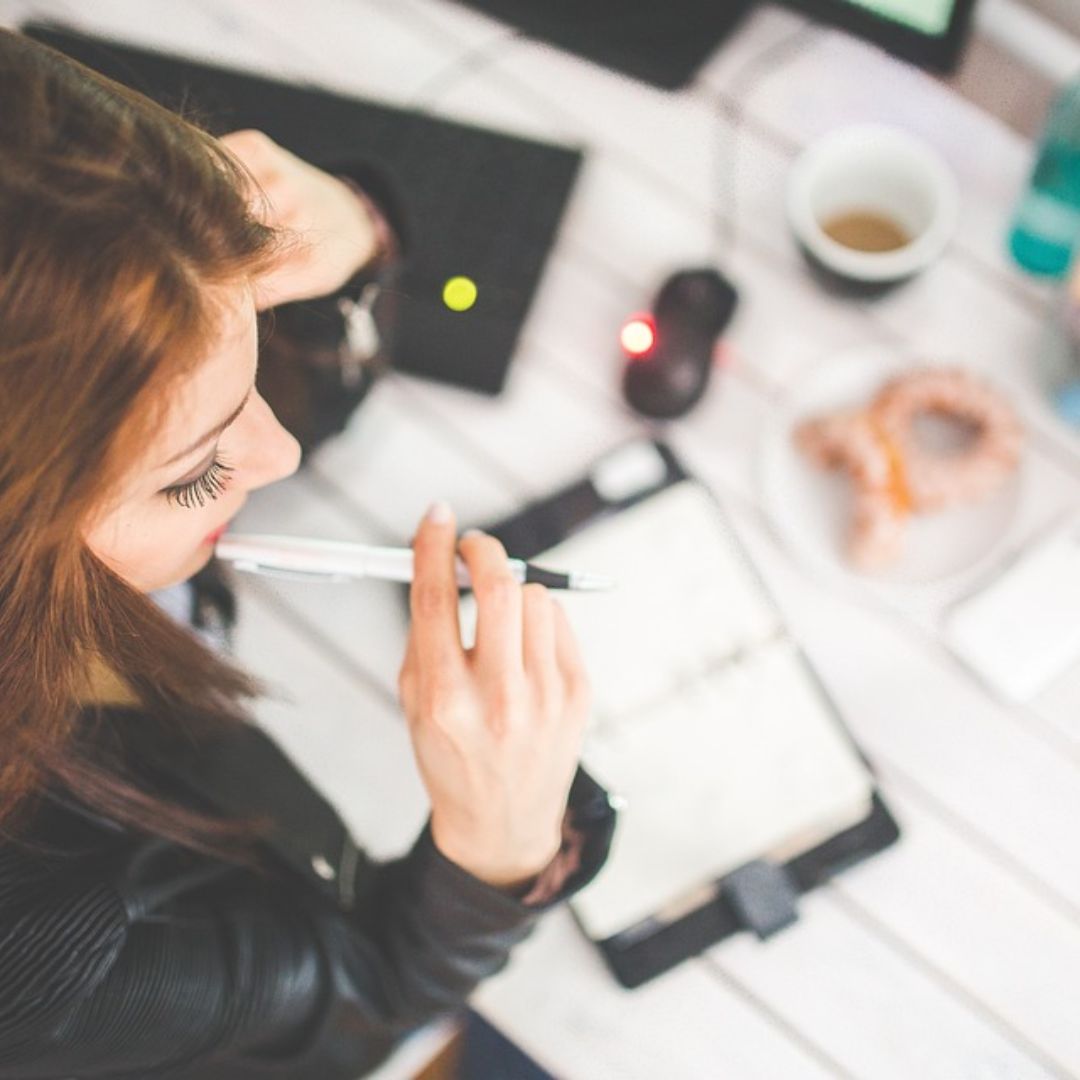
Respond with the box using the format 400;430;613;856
6;1;1080;1076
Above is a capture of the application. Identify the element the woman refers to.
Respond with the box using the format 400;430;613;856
0;28;613;1079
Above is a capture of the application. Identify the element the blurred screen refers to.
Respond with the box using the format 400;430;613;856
840;0;959;35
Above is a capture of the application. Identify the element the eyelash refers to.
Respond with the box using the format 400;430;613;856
163;456;235;509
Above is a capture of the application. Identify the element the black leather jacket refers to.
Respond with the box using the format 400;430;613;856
0;709;615;1078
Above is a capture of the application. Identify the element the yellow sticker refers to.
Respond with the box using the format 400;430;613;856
443;276;478;312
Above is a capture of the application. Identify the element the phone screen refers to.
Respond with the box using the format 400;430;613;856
841;0;958;36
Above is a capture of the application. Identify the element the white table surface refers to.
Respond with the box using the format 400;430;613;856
6;2;1080;1076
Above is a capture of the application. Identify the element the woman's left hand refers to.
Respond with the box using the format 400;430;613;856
220;129;379;309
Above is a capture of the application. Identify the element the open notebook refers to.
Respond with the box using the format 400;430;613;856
462;475;876;944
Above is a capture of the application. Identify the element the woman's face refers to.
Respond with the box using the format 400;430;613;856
83;285;301;592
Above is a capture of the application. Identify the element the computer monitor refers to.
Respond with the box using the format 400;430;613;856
789;0;979;70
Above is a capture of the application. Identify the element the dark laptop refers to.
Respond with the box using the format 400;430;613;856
24;22;583;395
452;0;756;89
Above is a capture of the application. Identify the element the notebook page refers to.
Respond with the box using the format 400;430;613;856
573;639;873;939
513;482;783;721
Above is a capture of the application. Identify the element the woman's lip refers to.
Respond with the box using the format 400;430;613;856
203;501;245;547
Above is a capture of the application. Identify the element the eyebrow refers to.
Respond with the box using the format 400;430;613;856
160;388;253;469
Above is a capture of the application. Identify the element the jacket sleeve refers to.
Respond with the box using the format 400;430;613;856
0;773;615;1080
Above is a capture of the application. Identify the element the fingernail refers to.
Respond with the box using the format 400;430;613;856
425;500;452;524
461;528;483;539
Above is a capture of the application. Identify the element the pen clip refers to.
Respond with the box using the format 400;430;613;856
230;561;352;585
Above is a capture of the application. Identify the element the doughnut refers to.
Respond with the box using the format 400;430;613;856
794;367;1023;569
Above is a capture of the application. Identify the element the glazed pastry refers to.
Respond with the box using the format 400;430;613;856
795;368;1023;570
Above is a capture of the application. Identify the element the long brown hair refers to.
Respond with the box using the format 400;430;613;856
0;29;281;852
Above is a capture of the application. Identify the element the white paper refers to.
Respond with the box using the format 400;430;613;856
946;514;1080;701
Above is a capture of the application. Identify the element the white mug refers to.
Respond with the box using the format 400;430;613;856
786;124;960;287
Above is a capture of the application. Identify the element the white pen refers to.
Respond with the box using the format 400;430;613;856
215;533;615;592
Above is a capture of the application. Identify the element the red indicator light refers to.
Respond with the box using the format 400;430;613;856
620;315;656;357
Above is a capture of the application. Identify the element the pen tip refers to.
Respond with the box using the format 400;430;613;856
570;572;617;592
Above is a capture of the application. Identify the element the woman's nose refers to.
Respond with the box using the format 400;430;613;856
239;391;302;491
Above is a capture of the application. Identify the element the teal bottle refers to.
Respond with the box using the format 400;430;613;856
1009;80;1080;278
1047;284;1080;425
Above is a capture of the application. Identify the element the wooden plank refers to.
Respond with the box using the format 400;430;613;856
693;3;813;96
712;892;1057;1080
0;0;67;29
9;0;468;106
834;785;1080;1074
471;908;844;1080
233;582;427;859
310;377;520;539
391;356;644;505
391;0;521;53
205;0;471;107
230;468;409;700
9;0;331;83
1033;661;1080;747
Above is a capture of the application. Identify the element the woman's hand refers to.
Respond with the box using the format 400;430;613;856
398;503;592;889
219;129;379;309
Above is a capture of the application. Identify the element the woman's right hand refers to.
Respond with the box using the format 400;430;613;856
219;129;380;309
398;502;592;889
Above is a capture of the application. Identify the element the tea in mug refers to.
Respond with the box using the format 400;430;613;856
822;210;911;253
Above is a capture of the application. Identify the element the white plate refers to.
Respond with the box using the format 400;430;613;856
760;347;1025;589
